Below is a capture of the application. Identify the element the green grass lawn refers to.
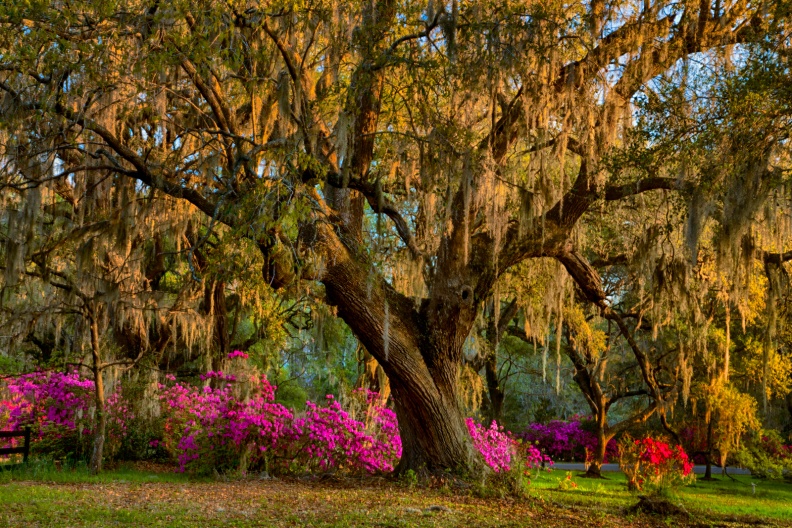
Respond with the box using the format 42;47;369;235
529;469;792;523
0;461;790;527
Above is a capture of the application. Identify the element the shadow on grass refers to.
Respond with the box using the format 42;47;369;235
0;457;195;484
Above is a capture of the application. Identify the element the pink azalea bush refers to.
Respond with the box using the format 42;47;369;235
157;373;296;472
1;363;555;478
466;418;552;474
519;417;618;462
467;418;514;472
157;375;401;475
290;392;401;474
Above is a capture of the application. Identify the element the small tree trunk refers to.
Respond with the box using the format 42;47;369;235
205;279;229;371
720;450;729;476
484;353;504;425
586;432;610;478
88;315;106;474
786;391;792;424
704;418;714;480
585;409;610;478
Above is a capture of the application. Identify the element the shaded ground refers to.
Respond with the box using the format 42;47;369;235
0;463;789;527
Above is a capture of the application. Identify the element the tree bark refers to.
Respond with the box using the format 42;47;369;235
205;279;229;371
786;391;792;424
390;372;482;476
585;426;612;478
357;347;391;405
704;418;714;480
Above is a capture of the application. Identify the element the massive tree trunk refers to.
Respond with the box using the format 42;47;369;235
390;370;481;474
322;294;486;475
315;213;487;475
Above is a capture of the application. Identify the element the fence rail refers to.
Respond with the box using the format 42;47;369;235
0;427;31;463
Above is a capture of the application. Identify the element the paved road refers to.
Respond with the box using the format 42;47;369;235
550;462;751;475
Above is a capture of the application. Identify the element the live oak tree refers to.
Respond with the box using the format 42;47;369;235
0;0;786;475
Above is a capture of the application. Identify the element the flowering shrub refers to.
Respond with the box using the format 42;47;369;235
1;371;95;459
227;350;249;360
1;364;557;478
105;385;133;458
466;418;552;474
199;371;237;382
523;442;553;471
157;374;401;475
290;394;401;474
618;435;694;491
467;419;514;472
157;373;289;472
518;417;618;462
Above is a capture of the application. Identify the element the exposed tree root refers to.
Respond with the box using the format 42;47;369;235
627;494;689;517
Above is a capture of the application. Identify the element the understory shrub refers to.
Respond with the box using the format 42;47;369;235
2;358;555;478
467;418;553;497
733;429;792;480
157;371;402;475
618;435;694;492
518;416;618;462
1;371;94;461
467;418;553;475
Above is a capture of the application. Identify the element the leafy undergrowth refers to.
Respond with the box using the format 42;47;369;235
0;464;790;527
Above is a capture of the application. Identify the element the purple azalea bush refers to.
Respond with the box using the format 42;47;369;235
518;417;618;463
0;371;95;458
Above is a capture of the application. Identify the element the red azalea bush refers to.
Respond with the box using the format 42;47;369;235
754;431;792;461
618;435;694;491
732;429;792;480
